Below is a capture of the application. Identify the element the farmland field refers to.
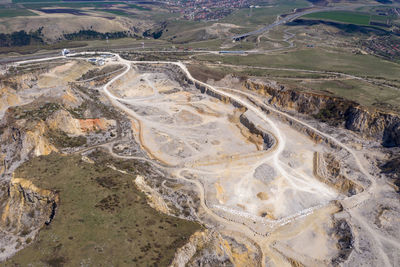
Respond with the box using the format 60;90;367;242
20;1;147;9
303;11;372;25
12;0;61;2
38;8;87;15
0;8;38;17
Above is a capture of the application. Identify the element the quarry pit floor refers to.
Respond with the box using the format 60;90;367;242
104;58;342;226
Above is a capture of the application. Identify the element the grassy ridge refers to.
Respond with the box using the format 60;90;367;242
197;49;400;81
278;78;400;113
195;49;400;112
96;8;135;17
0;41;86;54
7;153;200;266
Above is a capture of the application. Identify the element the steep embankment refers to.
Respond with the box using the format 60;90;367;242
245;79;400;147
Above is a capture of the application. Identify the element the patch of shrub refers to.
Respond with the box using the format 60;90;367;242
63;30;128;41
47;130;87;148
0;28;44;47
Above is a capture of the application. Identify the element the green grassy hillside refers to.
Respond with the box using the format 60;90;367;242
7;152;200;266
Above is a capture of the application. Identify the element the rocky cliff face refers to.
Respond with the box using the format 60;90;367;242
1;175;58;234
345;107;400;147
170;229;260;267
245;79;400;147
314;152;363;196
0;175;58;261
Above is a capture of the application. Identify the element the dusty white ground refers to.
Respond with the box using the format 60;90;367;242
106;63;342;225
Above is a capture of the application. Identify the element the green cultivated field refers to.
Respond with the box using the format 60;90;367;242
20;2;146;9
12;0;61;2
7;153;200;266
0;8;37;17
370;15;389;22
303;11;371;25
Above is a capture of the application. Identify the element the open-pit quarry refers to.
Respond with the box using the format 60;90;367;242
0;52;399;267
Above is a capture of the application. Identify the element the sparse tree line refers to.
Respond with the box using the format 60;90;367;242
63;30;128;41
0;27;44;47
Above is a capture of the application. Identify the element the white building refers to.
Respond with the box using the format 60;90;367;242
61;49;70;56
88;58;105;66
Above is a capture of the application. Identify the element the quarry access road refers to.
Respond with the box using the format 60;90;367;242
216;86;376;202
172;60;377;241
218;85;378;188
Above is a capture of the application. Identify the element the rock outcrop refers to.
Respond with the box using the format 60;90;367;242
47;109;116;136
313;152;363;196
0;174;58;260
245;79;400;147
23;122;58;157
170;230;260;267
239;111;276;150
1;175;58;235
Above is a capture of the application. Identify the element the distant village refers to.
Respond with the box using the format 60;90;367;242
163;0;259;21
361;36;400;60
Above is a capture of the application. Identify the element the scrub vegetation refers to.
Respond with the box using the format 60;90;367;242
6;153;200;266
